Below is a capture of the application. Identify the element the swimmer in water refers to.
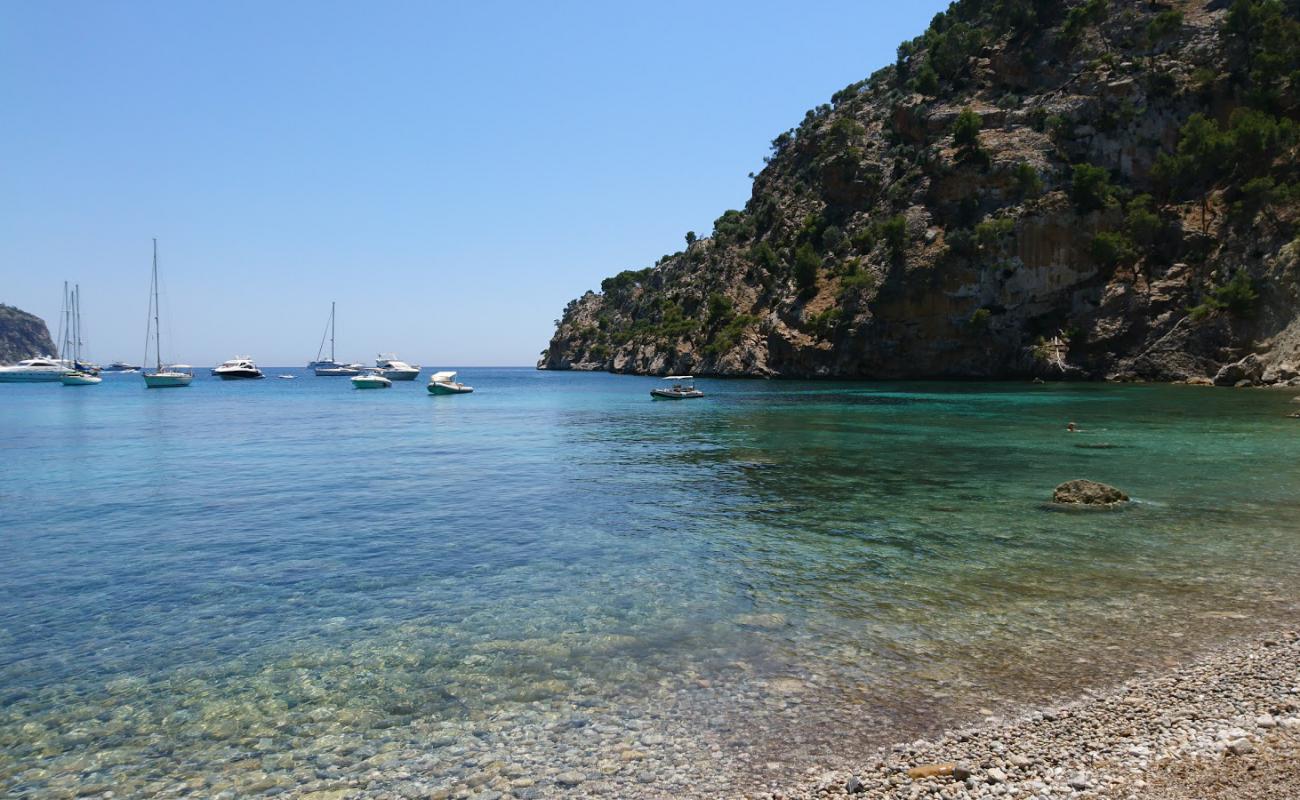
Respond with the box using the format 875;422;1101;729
1067;422;1079;432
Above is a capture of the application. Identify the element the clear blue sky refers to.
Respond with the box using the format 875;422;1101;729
1;0;948;366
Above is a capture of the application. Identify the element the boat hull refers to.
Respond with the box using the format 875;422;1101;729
352;377;391;389
651;388;704;399
143;373;193;388
315;367;360;376
380;369;420;381
61;373;102;386
428;382;473;395
214;369;264;379
0;369;66;383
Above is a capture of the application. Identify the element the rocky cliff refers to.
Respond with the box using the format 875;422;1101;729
541;0;1300;386
0;304;56;364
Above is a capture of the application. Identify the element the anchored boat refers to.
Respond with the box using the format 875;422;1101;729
213;357;264;379
351;369;392;389
61;283;101;385
141;239;193;388
427;371;473;395
650;375;704;400
375;354;420;380
310;302;362;375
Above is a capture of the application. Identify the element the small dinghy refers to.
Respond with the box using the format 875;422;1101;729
651;375;703;400
351;369;392;389
427;371;473;395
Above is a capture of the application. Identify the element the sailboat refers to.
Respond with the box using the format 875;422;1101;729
61;283;102;385
309;301;362;376
142;239;193;388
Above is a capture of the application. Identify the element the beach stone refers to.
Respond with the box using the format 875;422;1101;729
907;763;955;780
1052;479;1129;506
986;767;1007;784
1067;772;1090;789
845;774;866;793
1226;737;1254;755
554;771;584;787
952;763;973;781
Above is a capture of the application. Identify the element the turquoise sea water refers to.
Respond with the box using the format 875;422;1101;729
2;369;1298;798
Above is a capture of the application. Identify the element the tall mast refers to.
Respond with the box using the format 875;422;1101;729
153;239;162;372
78;284;85;363
58;281;69;361
73;284;81;363
331;301;336;362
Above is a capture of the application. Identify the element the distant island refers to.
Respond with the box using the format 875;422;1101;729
541;0;1300;387
0;304;56;363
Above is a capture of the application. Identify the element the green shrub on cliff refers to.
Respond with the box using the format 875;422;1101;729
1124;195;1161;247
794;243;821;290
1091;231;1137;268
1012;162;1042;197
952;109;989;166
1070;163;1117;213
1189;270;1259;320
750;241;779;271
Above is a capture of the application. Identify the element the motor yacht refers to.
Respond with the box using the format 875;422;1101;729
0;357;70;382
103;362;142;373
427;371;474;395
376;354;420;380
213;357;264;380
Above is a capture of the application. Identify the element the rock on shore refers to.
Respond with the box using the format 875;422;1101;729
774;631;1300;800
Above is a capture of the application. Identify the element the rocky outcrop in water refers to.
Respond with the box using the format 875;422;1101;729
0;304;56;363
1052;478;1129;505
541;1;1300;384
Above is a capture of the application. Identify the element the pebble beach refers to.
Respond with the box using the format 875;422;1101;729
777;630;1300;800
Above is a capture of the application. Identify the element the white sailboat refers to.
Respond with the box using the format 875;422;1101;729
310;302;362;375
61;283;102;385
142;239;193;388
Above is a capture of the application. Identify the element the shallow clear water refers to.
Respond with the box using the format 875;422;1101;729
2;370;1298;798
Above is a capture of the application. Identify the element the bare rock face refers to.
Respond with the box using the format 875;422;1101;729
1213;354;1265;387
0;304;56;364
540;3;1300;384
1052;479;1129;506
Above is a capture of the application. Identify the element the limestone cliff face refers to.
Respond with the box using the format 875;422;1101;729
0;304;56;364
542;0;1300;385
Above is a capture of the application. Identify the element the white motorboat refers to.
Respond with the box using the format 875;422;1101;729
61;371;102;385
650;375;704;399
427;371;474;395
376;354;420;380
141;239;193;388
351;369;392;389
103;362;142;373
0;357;70;382
213;357;264;380
276;374;296;380
310;302;362;375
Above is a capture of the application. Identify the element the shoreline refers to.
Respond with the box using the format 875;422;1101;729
768;630;1300;799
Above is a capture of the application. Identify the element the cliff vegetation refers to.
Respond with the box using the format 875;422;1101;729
541;0;1300;386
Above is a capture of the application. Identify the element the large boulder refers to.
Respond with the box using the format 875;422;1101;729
1052;479;1129;506
1213;354;1265;387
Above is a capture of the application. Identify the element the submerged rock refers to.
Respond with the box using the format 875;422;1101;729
1052;479;1129;506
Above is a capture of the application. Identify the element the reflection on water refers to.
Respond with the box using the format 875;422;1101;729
1;372;1297;797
